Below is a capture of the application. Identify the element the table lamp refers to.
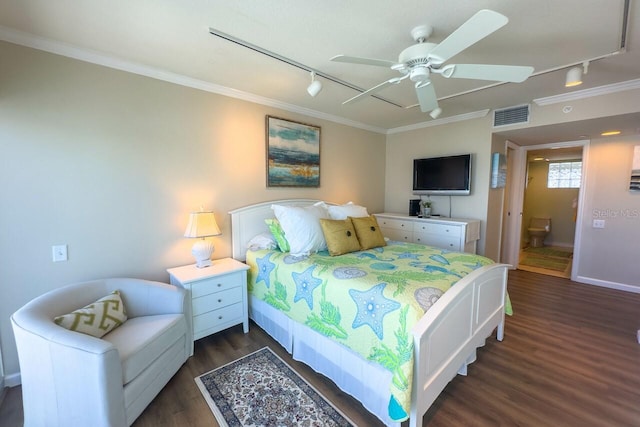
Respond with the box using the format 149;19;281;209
184;210;221;268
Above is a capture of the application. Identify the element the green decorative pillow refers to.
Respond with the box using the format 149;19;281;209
54;290;128;338
319;218;361;256
351;215;387;250
265;218;290;252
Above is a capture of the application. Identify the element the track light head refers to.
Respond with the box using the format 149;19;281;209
307;72;322;97
429;107;442;119
565;66;583;87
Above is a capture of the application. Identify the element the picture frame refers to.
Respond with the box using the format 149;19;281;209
266;116;321;187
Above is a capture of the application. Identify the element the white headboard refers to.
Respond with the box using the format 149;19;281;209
228;199;334;261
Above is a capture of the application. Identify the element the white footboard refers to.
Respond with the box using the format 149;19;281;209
409;263;508;427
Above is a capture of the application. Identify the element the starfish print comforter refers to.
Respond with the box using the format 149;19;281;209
246;241;504;422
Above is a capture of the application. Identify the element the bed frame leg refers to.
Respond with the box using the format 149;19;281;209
497;321;505;341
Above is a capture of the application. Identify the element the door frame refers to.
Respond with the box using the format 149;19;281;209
503;139;589;281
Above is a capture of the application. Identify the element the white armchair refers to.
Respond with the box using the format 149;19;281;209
11;278;191;427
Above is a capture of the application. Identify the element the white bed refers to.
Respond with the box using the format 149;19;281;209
229;199;509;427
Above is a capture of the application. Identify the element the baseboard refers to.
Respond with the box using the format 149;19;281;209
4;372;21;387
575;275;640;294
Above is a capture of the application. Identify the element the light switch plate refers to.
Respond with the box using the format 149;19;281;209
52;245;68;262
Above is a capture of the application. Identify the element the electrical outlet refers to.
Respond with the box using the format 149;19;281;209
592;219;605;229
52;245;68;262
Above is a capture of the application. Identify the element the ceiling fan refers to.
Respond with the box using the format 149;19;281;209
331;9;534;115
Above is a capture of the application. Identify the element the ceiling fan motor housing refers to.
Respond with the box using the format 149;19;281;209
399;42;436;67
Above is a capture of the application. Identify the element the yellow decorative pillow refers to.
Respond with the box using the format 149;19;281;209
319;218;361;256
351;215;387;250
54;290;128;338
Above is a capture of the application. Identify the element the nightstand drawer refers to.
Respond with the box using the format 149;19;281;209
193;302;243;335
192;286;243;315
190;271;243;298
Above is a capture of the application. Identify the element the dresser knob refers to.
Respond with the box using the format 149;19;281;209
218;315;223;320
217;283;222;287
218;299;222;303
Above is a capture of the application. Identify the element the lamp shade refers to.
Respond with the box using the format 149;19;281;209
184;211;221;238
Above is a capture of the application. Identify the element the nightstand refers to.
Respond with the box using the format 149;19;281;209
167;258;250;355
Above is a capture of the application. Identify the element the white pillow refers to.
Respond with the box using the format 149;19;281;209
272;202;329;256
328;202;369;220
247;233;278;251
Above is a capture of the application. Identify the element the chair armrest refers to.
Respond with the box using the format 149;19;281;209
105;278;187;318
11;314;126;426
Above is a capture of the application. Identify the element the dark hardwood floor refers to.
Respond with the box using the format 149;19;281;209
2;269;640;426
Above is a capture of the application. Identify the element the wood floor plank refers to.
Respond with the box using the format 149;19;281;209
2;269;640;426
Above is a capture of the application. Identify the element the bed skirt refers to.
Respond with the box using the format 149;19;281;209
249;295;399;426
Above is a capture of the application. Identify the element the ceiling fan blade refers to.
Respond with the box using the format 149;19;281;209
443;64;534;82
428;9;508;64
415;81;439;112
331;54;397;68
343;77;405;105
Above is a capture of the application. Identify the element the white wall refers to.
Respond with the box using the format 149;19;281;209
385;117;493;255
0;41;386;379
577;136;640;287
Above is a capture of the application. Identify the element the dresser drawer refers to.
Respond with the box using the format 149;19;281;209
193;302;244;336
380;227;412;242
192;286;243;316
415;232;460;250
190;271;243;298
414;223;461;237
376;217;414;231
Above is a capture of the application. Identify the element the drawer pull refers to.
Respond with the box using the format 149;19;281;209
218;315;223;320
217;283;222;287
218;299;222;303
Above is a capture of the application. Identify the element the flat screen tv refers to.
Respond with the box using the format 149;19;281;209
413;154;472;195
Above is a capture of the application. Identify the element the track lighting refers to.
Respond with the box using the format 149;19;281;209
307;72;322;97
565;61;589;87
429;107;442;119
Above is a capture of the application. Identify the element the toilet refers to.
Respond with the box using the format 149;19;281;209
528;217;551;248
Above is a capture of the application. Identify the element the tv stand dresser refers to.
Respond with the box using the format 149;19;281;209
374;213;480;254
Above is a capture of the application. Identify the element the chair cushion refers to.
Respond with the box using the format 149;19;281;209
103;314;186;384
54;290;127;338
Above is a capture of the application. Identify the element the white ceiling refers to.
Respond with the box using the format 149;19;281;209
1;0;639;139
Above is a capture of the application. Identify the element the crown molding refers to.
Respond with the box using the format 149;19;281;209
386;109;490;135
533;78;640;106
0;25;386;134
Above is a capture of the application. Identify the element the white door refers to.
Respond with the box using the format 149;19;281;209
500;143;525;266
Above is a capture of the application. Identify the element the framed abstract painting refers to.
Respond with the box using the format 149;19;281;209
266;116;320;187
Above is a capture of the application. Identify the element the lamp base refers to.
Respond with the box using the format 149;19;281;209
192;239;214;268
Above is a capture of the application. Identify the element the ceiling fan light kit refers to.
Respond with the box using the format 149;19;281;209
331;9;534;117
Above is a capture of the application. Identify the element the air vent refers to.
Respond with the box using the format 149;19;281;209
493;104;530;127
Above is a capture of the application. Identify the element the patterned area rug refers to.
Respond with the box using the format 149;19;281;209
195;347;354;427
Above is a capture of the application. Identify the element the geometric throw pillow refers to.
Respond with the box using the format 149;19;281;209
350;215;387;250
319;218;362;256
54;290;127;338
265;218;290;252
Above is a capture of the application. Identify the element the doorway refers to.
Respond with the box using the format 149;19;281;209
501;140;588;280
